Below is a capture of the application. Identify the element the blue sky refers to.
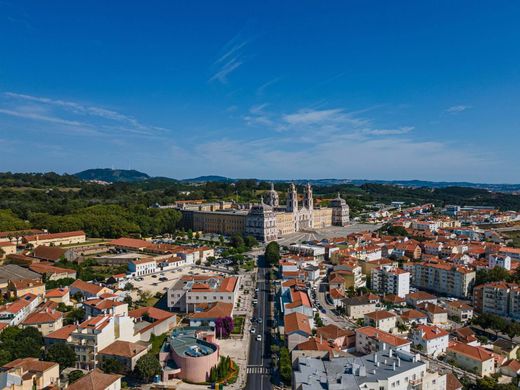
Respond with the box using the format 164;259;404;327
0;1;519;182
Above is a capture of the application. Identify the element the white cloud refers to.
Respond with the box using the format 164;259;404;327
0;92;167;137
209;35;249;84
446;105;471;113
363;126;414;135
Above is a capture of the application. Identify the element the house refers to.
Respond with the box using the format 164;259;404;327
492;339;519;361
0;293;41;326
0;242;16;259
98;340;149;373
128;306;177;342
70;279;113;300
293;336;340;362
284;312;312;351
67;368;121;390
0;358;59;390
363;310;397;333
315;324;355;350
83;298;128;318
500;359;520;378
382;294;406;307
21;308;63;336
355;326;411;354
44;324;77;346
446;373;463;390
453;327;479;346
406;291;438;308
329;288;345;307
342;295;378;319
110;237;152;251
188;302;233;327
446;300;473;322
399;309;428;326
45;287;71;305
411;325;449;357
28;262;76;280
8;279;45;298
446;341;495;377
418;303;448;324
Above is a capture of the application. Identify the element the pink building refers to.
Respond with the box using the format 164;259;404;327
159;327;219;383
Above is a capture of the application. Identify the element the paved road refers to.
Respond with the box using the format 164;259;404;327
317;277;358;329
245;255;272;390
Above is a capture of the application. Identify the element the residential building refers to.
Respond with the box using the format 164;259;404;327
167;275;239;312
411;261;475;298
315;324;356;351
473;281;520;320
21;308;63;336
355;326;411;353
446;341;495;377
364;310;397;333
342;295;379;319
45;287;70;305
411;325;449;357
446;300;473;322
0;358;59;390
188;302;233;328
418;303;448;324
371;265;410;298
488;254;511;271
98;340;149;373
67;368;121;390
398;309;428;326
70;279;113;300
83;298;128;318
0;293;41;326
406;291;438;308
284;312;312;351
8;279;45;298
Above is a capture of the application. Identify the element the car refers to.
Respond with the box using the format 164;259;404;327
252;300;258;305
250;327;256;334
312;307;318;312
159;277;168;281
320;308;326;314
256;335;262;341
151;275;157;278
257;318;263;324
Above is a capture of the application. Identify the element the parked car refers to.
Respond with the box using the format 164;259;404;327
256;335;262;341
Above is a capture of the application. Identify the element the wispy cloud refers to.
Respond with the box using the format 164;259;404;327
209;34;249;84
446;105;471;113
256;77;281;96
0;92;167;137
363;126;414;136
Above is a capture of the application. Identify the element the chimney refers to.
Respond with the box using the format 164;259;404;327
389;349;393;357
382;342;386;350
397;356;401;367
393;362;396;371
374;353;378;363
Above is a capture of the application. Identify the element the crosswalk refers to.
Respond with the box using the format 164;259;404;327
246;366;271;375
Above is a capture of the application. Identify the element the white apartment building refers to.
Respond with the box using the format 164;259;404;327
488;254;511;271
411;261;475;298
371;265;410;298
71;315;138;370
411;325;449;357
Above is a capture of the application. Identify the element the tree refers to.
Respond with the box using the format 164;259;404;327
134;353;162;382
100;357;125;374
124;282;134;291
230;234;245;251
66;307;85;324
215;316;234;338
264;241;280;266
44;343;76;370
244;235;258;248
279;347;292;385
68;370;84;384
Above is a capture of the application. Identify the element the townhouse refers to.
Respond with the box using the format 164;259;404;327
21;308;63;336
418;303;448;324
446;300;474;322
70;279;113;300
284;311;312;351
0;358;60;389
355;326;411;354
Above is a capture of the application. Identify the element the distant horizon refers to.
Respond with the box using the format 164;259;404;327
4;168;520;186
1;2;520;181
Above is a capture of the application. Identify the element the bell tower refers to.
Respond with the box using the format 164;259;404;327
286;183;298;212
303;183;313;211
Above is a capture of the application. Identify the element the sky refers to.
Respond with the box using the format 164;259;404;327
0;1;519;182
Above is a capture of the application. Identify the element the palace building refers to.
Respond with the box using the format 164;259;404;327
177;183;349;242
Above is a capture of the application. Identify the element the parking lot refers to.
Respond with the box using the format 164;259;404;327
129;266;195;296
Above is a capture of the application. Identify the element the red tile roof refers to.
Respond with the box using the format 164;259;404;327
284;312;311;336
364;310;396;321
415;324;449;340
44;324;77;340
356;326;410;347
70;279;105;295
448;341;493;362
22;309;62;325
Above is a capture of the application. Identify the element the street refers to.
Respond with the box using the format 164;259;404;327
245;255;272;390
